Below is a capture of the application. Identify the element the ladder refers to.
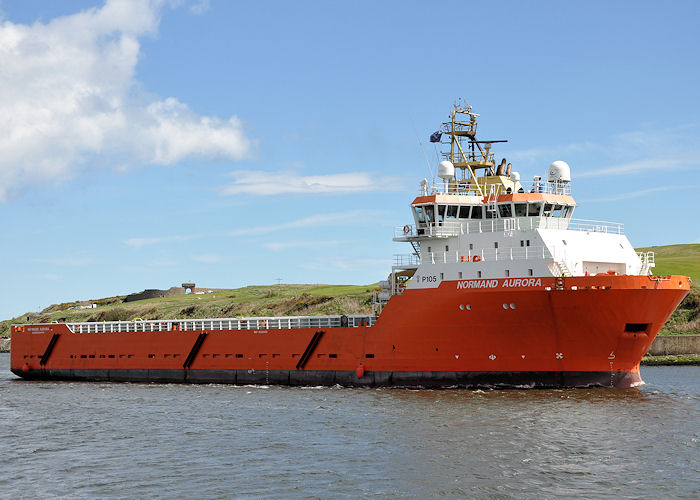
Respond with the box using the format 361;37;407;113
552;260;572;277
486;184;500;214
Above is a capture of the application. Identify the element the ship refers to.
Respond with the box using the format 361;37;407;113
10;101;690;388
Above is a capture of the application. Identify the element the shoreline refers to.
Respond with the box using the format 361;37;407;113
641;354;700;366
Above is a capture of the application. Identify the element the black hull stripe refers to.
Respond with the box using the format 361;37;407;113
11;368;642;388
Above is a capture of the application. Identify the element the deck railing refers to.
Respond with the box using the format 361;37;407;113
393;253;421;267
421;246;551;265
56;314;376;334
394;217;623;239
422;180;572;196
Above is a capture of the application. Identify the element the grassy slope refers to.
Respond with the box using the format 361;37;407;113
637;244;699;336
0;284;375;338
637;244;700;283
2;245;698;338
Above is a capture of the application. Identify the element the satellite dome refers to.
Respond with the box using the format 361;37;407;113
438;161;455;180
548;160;571;183
510;171;520;182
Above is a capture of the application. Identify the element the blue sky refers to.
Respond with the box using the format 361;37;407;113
1;0;699;319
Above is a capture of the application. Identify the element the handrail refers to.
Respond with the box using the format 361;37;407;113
420;180;572;196
637;251;655;275
16;314;377;334
422;246;551;264
394;217;623;239
393;254;421;267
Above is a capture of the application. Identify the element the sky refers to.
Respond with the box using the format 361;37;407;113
1;0;699;319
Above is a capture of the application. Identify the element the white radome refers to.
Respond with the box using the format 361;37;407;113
510;171;520;182
548;160;571;182
438;160;455;180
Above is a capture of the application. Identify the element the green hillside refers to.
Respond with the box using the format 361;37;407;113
0;284;375;338
637;244;700;283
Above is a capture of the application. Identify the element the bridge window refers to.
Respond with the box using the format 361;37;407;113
424;205;435;224
528;203;542;216
438;205;446;222
459;206;471;218
564;206;574;218
552;205;564;217
543;203;553;216
514;203;527;217
471;206;483;219
414;206;426;223
446;206;458;219
498;203;513;218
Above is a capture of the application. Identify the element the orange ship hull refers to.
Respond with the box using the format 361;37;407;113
10;275;690;388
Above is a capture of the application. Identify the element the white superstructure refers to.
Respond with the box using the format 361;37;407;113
391;176;653;294
378;101;654;302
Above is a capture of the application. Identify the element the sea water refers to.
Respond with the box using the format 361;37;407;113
0;353;698;498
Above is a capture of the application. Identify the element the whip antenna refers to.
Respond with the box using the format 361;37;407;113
411;119;434;180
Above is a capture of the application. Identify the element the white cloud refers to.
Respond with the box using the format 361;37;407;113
505;141;598;166
299;257;390;271
149;257;180;267
576;157;698;179
34;255;94;266
220;170;404;196
579;184;700;203
0;0;250;201
504;126;700;179
123;209;384;246
123;233;200;248
192;253;222;263
227;210;386;236
263;239;352;251
189;0;211;15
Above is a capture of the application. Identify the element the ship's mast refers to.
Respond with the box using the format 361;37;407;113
440;99;507;196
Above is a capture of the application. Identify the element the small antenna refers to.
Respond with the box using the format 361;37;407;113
410;118;434;180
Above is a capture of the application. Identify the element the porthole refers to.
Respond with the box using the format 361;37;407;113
467;304;472;310
510;303;516;309
502;304;508;310
459;304;464;310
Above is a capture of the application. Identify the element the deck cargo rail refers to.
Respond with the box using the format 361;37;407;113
21;314;378;334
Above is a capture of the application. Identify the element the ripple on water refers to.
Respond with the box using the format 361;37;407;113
0;356;698;498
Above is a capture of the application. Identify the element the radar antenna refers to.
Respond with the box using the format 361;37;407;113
438;101;508;196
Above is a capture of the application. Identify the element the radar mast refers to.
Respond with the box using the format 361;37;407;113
438;99;509;196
